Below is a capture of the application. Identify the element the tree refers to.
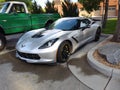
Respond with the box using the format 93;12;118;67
32;0;43;14
78;0;109;28
45;0;57;13
78;0;103;13
102;0;109;28
62;0;79;17
112;1;120;42
0;0;5;3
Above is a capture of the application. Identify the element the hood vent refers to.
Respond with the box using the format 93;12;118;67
32;29;48;38
32;30;46;38
32;33;44;38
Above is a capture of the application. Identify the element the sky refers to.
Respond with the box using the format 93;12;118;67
34;0;78;8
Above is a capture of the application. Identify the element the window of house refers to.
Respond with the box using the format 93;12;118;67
108;6;116;10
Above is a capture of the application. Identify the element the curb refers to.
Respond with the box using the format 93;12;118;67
87;35;120;79
66;62;93;90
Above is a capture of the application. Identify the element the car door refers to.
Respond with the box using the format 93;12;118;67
80;19;93;40
69;19;84;43
3;4;31;34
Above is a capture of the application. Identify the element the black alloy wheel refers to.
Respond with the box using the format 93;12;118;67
94;28;101;41
57;41;72;63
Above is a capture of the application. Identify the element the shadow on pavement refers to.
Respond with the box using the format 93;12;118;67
0;51;71;83
6;38;18;50
68;55;102;76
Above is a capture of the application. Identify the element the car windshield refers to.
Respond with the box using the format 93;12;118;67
48;18;79;31
0;3;10;13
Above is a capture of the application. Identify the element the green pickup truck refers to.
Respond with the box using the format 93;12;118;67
0;1;60;50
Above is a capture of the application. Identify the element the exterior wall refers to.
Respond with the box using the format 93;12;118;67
93;0;118;16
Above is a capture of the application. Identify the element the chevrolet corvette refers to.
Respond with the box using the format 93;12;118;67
16;17;102;63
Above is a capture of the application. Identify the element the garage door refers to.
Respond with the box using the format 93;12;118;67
108;6;116;16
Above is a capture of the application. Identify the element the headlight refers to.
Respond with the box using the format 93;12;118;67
39;38;59;49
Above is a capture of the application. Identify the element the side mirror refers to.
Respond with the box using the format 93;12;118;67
13;12;18;15
9;12;18;15
86;25;90;28
80;27;86;31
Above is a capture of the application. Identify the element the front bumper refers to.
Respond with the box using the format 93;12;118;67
16;47;58;63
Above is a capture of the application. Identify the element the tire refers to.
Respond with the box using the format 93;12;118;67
0;33;6;51
57;41;72;63
94;28;101;41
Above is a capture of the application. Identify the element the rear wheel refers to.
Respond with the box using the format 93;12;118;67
57;41;72;63
94;28;101;41
0;33;6;51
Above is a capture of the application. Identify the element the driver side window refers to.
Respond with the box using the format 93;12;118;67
80;20;87;28
9;4;25;13
80;19;90;28
80;21;87;28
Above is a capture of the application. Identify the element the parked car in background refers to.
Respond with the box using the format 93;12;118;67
0;1;60;51
16;17;102;64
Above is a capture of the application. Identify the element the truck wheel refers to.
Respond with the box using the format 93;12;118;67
0;33;6;51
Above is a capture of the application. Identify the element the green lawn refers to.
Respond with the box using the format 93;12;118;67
102;18;117;34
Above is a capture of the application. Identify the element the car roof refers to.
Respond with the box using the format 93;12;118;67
59;17;88;21
5;1;25;5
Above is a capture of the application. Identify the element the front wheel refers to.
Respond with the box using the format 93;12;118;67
94;28;101;41
57;41;72;63
0;33;6;51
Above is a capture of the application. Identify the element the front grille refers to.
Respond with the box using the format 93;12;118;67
17;51;40;60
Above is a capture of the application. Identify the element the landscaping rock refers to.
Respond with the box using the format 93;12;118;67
98;43;120;64
114;49;120;64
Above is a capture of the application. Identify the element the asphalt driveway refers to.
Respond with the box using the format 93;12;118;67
0;33;108;90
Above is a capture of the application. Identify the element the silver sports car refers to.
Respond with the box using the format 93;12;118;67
16;17;102;63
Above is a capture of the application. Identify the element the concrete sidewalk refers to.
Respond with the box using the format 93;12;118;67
68;35;120;90
68;55;110;90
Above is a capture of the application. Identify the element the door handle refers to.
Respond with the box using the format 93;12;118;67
2;20;7;22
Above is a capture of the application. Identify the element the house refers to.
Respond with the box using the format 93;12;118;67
54;0;118;17
94;0;118;16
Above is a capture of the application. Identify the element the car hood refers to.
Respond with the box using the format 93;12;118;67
17;28;69;51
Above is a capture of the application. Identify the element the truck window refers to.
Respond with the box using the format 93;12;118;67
9;4;25;13
0;3;10;13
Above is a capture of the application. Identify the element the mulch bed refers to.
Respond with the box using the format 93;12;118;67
93;39;120;69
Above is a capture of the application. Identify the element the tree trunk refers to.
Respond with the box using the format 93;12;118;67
102;0;109;28
112;1;120;42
